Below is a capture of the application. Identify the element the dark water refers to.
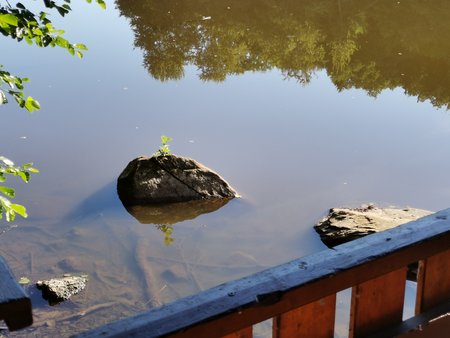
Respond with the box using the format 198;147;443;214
1;0;450;336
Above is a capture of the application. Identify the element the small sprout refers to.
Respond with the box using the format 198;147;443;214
153;135;173;157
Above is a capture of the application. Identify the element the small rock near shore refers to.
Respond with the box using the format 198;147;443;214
36;275;88;305
314;204;433;248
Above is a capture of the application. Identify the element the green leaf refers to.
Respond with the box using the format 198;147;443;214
33;28;44;36
22;163;40;173
74;43;88;51
35;35;42;46
0;157;14;166
17;171;30;183
0;195;11;207
24;97;40;112
0;14;19;27
6;209;15;222
56;7;69;17
0;90;7;104
55;36;69;48
0;186;15;198
161;135;173;145
10;203;27;218
97;0;107;10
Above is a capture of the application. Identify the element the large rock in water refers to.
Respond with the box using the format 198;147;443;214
314;205;433;248
117;155;238;205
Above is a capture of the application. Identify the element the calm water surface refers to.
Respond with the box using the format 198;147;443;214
1;1;450;336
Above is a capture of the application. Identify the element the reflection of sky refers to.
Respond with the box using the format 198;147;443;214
2;3;450;336
2;1;450;262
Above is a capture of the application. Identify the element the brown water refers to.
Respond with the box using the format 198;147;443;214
1;0;450;336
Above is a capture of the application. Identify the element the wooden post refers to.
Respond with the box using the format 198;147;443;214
349;268;407;338
0;256;33;331
416;248;450;314
273;294;336;338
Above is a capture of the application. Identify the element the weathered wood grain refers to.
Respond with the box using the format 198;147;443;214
74;209;450;338
0;256;33;331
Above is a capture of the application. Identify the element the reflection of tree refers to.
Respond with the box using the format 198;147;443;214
116;0;450;108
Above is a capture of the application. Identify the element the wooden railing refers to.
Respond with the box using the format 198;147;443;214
77;209;450;338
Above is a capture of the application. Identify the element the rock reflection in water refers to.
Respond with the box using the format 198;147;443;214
124;198;231;224
122;199;231;244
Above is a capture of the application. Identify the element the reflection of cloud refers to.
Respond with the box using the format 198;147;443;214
123;198;231;225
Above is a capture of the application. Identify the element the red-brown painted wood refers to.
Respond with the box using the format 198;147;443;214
273;294;336;338
349;268;407;338
222;326;252;338
416;248;450;314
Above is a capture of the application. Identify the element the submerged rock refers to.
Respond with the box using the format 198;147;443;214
117;154;238;205
36;275;87;305
314;205;433;248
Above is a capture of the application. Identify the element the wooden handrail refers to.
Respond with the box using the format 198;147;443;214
75;208;450;338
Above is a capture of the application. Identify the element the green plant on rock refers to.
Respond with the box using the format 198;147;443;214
153;135;173;157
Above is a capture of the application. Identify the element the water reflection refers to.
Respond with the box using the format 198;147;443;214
121;197;231;245
116;0;450;108
123;198;230;224
3;1;450;336
65;176;232;246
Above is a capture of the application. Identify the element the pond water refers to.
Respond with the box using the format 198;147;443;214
1;0;450;336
